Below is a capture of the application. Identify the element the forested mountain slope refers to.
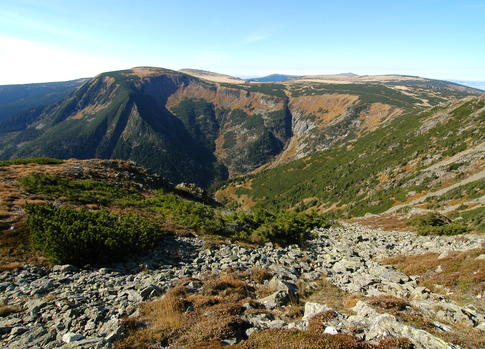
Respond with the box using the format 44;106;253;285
0;67;481;188
217;96;485;231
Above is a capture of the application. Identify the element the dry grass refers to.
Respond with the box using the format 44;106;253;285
0;304;21;317
307;310;338;332
0;220;48;269
300;278;361;315
234;329;412;349
367;295;409;311
115;272;253;349
349;214;415;232
115;272;418;348
342;294;361;309
382;247;485;312
255;285;275;298
249;266;272;284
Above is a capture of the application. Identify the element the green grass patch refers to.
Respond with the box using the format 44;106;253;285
416;224;472;236
18;173;142;206
0;157;63;167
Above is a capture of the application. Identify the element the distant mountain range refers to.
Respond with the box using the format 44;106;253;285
450;80;485;91
0;79;88;122
0;67;482;189
245;74;300;82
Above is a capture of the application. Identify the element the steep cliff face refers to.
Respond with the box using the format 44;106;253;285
167;82;291;176
0;67;481;187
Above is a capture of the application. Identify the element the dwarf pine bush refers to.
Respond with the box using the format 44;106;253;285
25;203;164;265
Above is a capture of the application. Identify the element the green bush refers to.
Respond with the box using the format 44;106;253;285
0;157;63;167
19;173;141;206
224;208;330;246
25;203;164;265
407;212;450;227
417;223;472;236
251;210;329;246
450;206;485;233
407;212;472;236
146;190;225;235
146;191;330;246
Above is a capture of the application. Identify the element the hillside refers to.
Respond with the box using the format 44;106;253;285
179;68;245;84
0;78;88;122
0;67;481;188
246;74;300;82
217;96;485;232
0;158;483;348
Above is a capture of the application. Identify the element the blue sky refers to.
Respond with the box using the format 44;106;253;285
0;0;484;84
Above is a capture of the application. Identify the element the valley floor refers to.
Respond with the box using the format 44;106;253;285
0;223;483;348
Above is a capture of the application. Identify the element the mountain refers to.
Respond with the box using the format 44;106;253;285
450;80;485;91
179;68;244;84
2;158;483;349
217;95;485;231
246;74;300;82
0;78;89;122
0;66;482;188
1;72;484;349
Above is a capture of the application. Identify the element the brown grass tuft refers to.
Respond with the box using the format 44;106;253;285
307;310;338;333
235;329;371;349
300;278;359;314
0;304;21;317
375;337;414;349
250;266;272;284
382;247;485;312
367;295;409;311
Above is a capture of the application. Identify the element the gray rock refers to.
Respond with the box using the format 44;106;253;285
302;302;331;321
140;284;164;300
266;320;287;329
52;264;78;273
62;332;85;343
258;291;289;309
324;326;338;335
26;298;47;319
10;326;28;336
267;276;298;299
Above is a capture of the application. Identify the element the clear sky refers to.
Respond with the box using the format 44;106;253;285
0;0;484;84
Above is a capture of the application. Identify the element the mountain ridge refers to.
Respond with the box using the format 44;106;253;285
0;67;482;188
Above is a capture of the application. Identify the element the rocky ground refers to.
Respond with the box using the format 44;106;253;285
0;223;483;348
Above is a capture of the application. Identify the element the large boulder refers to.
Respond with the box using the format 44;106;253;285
258;291;290;309
302;302;332;321
267;276;299;300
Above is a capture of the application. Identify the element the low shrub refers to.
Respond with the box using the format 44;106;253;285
407;212;471;236
416;223;472;236
19;173;141;206
250;210;328;246
25;203;164;265
145;190;225;235
0;157;63;167
148;191;330;246
367;295;409;311
407;212;450;227
224;209;330;246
